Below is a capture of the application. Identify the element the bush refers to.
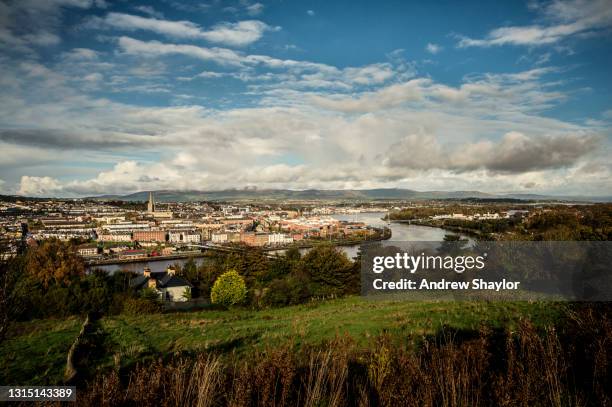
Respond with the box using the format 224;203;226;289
210;270;247;306
263;274;313;307
262;279;291;307
121;297;162;315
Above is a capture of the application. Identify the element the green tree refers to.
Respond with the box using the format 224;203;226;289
210;270;247;306
182;287;192;300
140;288;160;302
0;250;30;342
180;258;198;282
300;244;356;296
285;246;301;262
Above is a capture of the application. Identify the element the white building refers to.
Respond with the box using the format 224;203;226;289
77;244;99;257
130;267;193;302
169;231;202;244
474;212;502;220
268;233;294;245
104;223;151;232
211;233;228;243
97;233;132;242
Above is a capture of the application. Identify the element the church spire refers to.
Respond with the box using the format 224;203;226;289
148;191;155;213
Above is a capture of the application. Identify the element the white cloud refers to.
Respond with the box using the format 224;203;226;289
200;20;278;47
92;12;276;46
116;37;400;89
117;36;245;66
0;25;610;196
426;43;442;54
96;12;205;38
246;3;264;16
133;5;163;19
458;0;612;47
307;10;315;16
18;176;63;196
62;47;99;60
311;79;427;112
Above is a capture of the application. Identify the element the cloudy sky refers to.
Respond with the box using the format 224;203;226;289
0;0;611;197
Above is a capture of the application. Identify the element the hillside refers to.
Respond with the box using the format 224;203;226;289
0;297;563;385
85;188;612;203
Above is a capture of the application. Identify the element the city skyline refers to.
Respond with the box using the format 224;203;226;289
0;0;611;197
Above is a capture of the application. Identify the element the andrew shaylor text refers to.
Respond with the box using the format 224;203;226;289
370;253;520;292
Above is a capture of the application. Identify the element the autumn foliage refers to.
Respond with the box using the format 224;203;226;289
25;239;85;288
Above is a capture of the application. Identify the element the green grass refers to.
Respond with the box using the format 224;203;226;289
0;297;566;385
0;317;82;385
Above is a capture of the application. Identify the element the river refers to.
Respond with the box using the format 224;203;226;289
92;212;469;274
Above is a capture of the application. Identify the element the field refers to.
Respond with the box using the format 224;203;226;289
0;296;565;386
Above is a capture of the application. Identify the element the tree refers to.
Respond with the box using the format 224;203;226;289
285;246;301;262
182;287;192;300
179;258;198;282
210;270;247;306
300;244;356;296
0;250;29;343
224;250;269;284
439;234;470;256
140;288;160;302
24;239;85;288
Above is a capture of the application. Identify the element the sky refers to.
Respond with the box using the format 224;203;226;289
0;0;611;197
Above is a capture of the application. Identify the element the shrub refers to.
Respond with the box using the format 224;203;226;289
210;270;247;306
262;279;291;307
263;274;313;307
121;297;162;315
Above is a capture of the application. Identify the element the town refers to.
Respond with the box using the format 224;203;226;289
0;192;392;263
4;192;607;267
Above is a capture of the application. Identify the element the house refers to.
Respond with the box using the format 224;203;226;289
119;249;147;259
76;243;99;257
129;266;193;302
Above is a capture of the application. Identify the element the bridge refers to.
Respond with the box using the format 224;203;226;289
178;242;282;258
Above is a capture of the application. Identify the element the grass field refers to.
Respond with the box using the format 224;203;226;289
0;297;566;385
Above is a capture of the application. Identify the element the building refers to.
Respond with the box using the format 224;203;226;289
119;249;147;259
103;223;151;232
147;192;173;218
133;230;167;242
211;233;228;243
129;266;193;302
268;233;294;246
241;232;269;246
76;243;99;257
147;191;155;213
169;230;202;244
280;216;341;237
473;212;503;220
97;232;132;242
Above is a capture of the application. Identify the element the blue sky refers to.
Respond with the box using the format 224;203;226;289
0;0;611;196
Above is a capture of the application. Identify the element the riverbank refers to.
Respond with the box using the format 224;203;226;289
391;219;485;238
262;227;392;251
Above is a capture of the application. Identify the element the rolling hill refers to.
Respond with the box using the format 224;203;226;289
84;188;612;202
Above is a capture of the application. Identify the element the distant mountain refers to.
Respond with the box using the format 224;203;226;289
85;189;612;203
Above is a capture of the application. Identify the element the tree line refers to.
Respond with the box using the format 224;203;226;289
0;239;361;342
